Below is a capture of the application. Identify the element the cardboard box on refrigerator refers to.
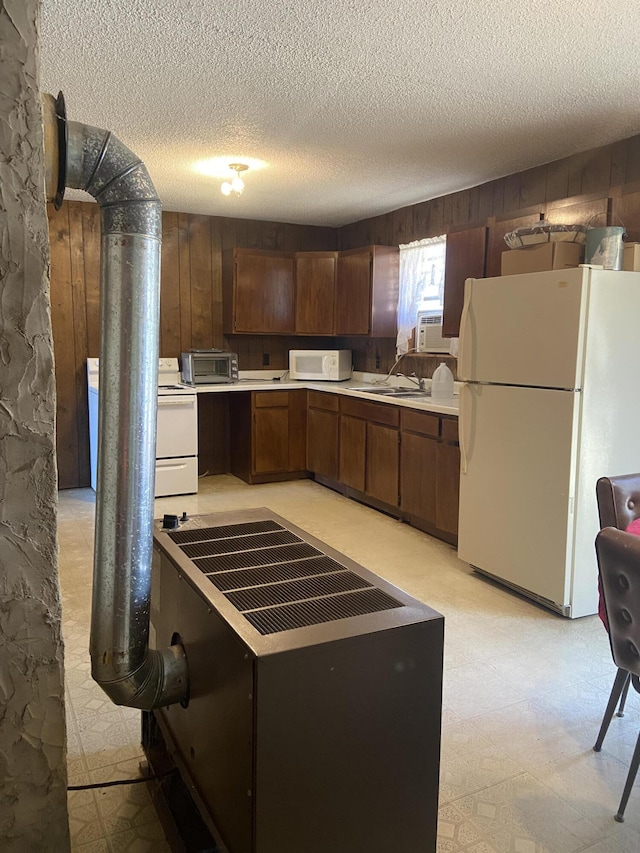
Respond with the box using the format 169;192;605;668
501;242;584;276
623;242;640;271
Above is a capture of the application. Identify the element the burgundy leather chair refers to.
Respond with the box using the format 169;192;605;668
594;475;640;718
596;474;640;532
594;526;640;822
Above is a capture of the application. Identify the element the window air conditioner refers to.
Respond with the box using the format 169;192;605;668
416;310;449;352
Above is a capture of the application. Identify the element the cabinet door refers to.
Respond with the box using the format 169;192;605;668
253;407;289;473
339;415;366;491
295;252;337;334
234;251;294;333
366;422;399;506
369;246;400;338
442;227;487;338
400;431;438;524
307;407;339;479
287;389;308;472
335;250;371;335
436;442;460;535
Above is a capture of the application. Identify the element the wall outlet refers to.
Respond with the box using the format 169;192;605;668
375;353;381;369
262;353;270;366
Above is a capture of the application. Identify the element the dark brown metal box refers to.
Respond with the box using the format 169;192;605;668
150;508;443;853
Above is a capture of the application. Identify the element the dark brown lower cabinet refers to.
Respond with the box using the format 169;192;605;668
254;404;290;474
230;390;307;484
436;419;460;536
339;414;366;492
366;422;399;505
400;410;460;544
306;392;339;480
400;430;438;525
225;387;458;541
338;397;399;507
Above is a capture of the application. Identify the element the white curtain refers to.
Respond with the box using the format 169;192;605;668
396;236;446;355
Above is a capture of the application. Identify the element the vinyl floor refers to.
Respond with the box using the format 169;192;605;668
59;475;640;852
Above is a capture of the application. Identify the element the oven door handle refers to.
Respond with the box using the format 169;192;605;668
157;397;196;406
156;460;192;470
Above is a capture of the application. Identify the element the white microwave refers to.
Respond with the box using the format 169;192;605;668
416;310;449;353
289;349;352;381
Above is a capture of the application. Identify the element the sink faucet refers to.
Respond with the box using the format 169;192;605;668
396;372;425;390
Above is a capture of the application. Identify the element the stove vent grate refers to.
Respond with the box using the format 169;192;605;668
169;520;282;545
194;543;321;574
225;571;372;612
244;588;401;635
203;555;349;592
169;521;403;634
181;530;301;559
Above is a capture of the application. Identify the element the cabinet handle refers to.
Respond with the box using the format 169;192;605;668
157;398;196;407
457;277;473;379
156;461;189;471
459;384;471;475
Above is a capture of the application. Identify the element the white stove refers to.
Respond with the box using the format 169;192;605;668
87;358;199;497
157;358;195;395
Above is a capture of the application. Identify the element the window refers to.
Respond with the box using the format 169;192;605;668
396;235;446;354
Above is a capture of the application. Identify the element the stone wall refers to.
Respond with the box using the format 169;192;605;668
0;0;70;848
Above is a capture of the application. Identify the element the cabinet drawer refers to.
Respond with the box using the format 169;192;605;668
441;418;459;444
308;390;339;412
253;391;290;408
401;410;439;438
340;397;400;427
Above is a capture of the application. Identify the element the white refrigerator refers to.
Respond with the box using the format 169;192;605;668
457;266;640;618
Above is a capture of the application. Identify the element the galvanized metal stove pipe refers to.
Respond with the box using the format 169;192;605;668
42;93;188;709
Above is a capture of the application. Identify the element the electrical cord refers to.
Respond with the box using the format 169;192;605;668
239;370;289;382
68;767;177;791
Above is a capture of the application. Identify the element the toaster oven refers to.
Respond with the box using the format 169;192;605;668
181;350;238;385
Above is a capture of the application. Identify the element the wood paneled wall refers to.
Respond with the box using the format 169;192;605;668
49;202;98;491
338;133;640;384
50;131;640;488
338;135;640;248
48;202;335;488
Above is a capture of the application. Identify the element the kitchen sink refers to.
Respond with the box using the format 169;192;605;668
349;386;431;398
348;386;398;394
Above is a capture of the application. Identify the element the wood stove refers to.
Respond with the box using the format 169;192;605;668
148;508;443;853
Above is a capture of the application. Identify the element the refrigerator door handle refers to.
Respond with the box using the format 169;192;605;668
459;383;471;475
457;278;473;379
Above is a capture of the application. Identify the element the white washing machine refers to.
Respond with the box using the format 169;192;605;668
87;358;199;497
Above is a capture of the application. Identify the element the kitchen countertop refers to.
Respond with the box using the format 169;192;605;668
188;371;459;417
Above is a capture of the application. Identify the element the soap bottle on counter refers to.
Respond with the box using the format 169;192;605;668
431;362;454;399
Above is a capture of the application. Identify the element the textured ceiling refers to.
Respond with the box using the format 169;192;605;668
39;0;640;227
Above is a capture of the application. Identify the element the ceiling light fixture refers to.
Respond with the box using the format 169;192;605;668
221;163;248;197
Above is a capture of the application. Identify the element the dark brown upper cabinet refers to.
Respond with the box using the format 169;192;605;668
610;186;640;243
224;248;295;334
224;245;398;338
294;251;338;335
335;245;399;337
442;226;487;338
